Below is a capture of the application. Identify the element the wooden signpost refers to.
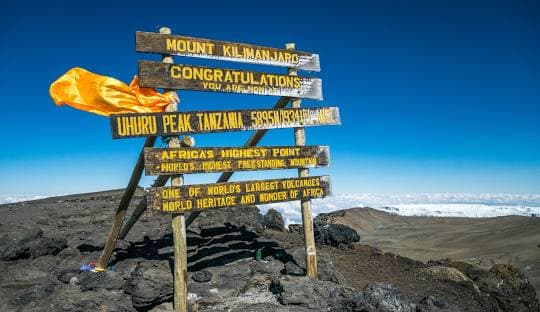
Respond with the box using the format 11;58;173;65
148;176;331;213
144;146;330;175
287;42;318;278
138;61;323;99
110;106;340;138
136;31;321;71
95;28;341;312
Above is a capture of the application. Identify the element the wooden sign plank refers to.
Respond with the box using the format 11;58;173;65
147;176;331;213
138;61;323;100
144;146;330;175
136;31;320;71
110;106;340;138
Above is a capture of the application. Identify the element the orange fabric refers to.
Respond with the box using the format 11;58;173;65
49;67;177;116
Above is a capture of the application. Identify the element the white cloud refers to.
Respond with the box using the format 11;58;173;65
0;195;47;205
259;193;540;226
3;193;540;226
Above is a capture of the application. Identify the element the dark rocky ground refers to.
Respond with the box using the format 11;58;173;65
0;189;538;311
322;207;540;301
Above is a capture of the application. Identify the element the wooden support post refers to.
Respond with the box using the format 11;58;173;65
158;26;188;312
119;136;194;240
95;136;156;272
169;138;188;312
287;42;318;278
168;134;190;312
118;175;168;239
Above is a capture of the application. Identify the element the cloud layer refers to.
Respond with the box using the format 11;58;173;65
2;193;539;226
0;195;46;205
259;193;540;225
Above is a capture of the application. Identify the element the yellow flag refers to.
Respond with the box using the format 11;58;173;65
49;67;177;116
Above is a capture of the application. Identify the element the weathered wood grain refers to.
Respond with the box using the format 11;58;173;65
147;176;331;213
143;146;330;175
95;136;156;272
138;61;323;100
136;31;320;71
110;106;340;138
157;26;189;312
288;42;318;278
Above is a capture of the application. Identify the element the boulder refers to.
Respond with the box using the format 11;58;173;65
191;270;212;283
421;266;473;283
288;224;303;234
0;228;67;260
489;264;539;311
314;210;346;225
286;247;346;284
56;247;81;260
271;275;372;311
263;209;285;231
251;259;285;276
416;295;457;312
317;256;347;285
57;268;81;284
448;261;540;311
314;223;360;247
190;259;284;310
204;302;311;312
10;279;58;307
188;206;264;235
364;283;416;312
79;270;124;291
28;236;68;259
126;261;173;310
284;261;304;276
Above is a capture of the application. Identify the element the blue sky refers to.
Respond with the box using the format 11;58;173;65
0;0;539;196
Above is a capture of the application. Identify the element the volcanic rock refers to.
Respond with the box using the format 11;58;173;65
191;270;212;283
126;261;173;310
0;228;67;260
263;209;285;231
364;283;416;312
284;261;304;276
271;275;371;311
286;247;346;284
435;260;540;311
314;223;360;247
1;191;539;312
188;206;264;235
79;270;124;291
287;224;303;234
